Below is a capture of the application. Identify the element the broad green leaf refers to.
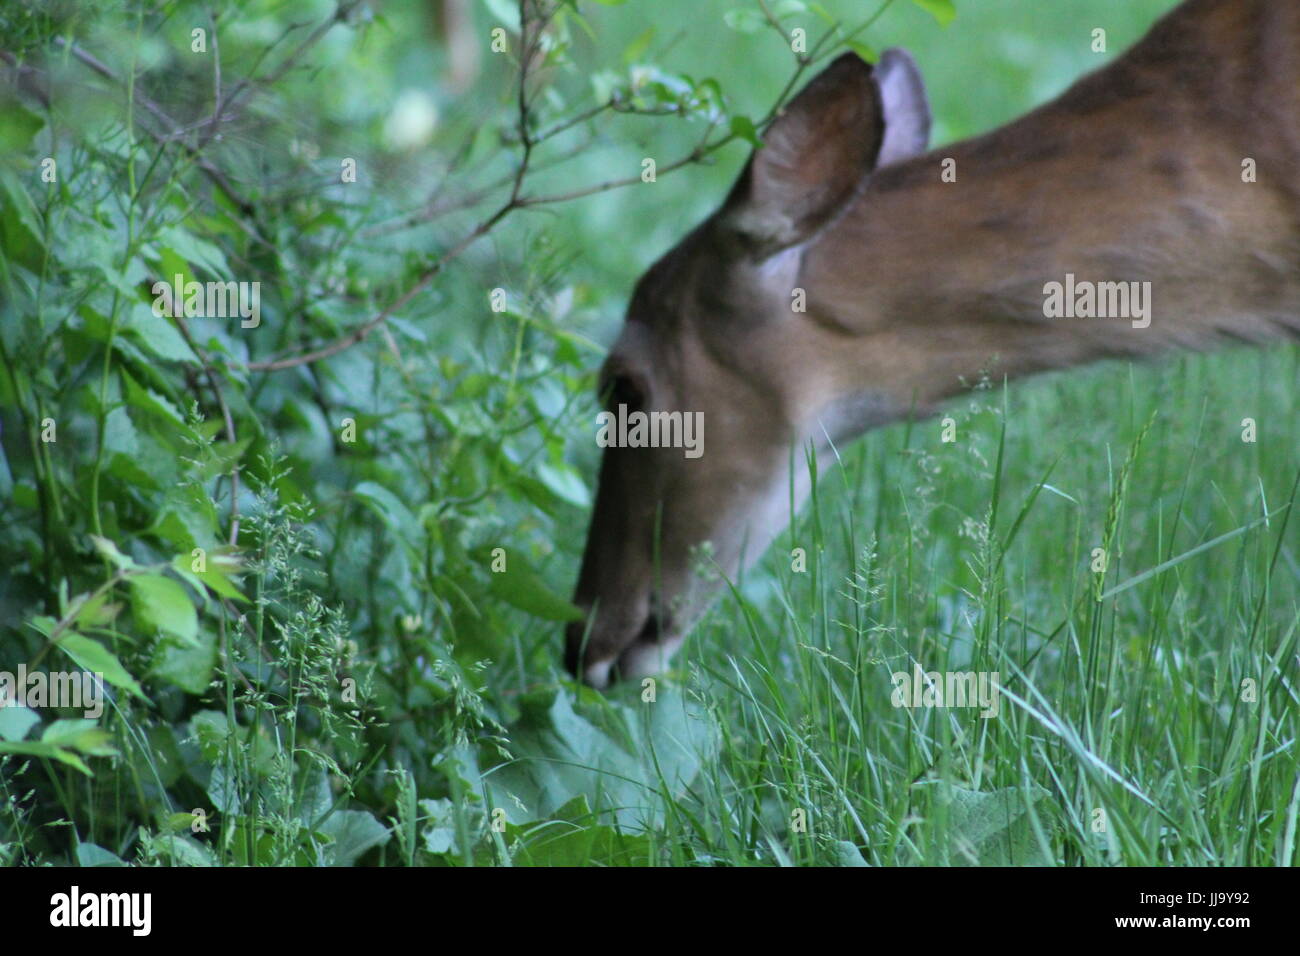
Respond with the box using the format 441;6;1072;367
483;685;718;830
70;589;121;629
0;705;40;742
489;562;583;622
130;573;199;644
319;810;391;866
171;553;248;603
190;711;232;761
535;461;591;509
937;785;1055;866
809;2;837;24
121;368;188;429
146;832;216;867
42;719;117;756
207;764;242;815
127;305;198;364
162;811;202;833
156;225;230;277
352;480;422;554
834;840;870;866
57;632;149;702
151;628;217;694
75;842;128;867
0;100;43;154
0;176;45;271
506;796;653;866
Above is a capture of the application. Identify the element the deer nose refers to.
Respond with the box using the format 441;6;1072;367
564;615;619;689
564;601;670;689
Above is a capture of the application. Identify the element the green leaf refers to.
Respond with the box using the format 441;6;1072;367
0;740;92;775
162;811;203;833
723;8;765;33
151;628;217;694
937;785;1055;866
42;719;117;756
621;26;655;65
534;461;591;509
207;764;242;815
171;552;248;604
75;842;128;867
196;566;248;603
127;305;198;364
846;40;878;64
156;225;230;277
0;100;43;155
57;632;149;702
809;2;837;25
729;114;763;148
419;798;459;855
0;176;45;272
89;535;137;570
319;811;391;866
121;368;189;430
834;840;870;866
910;0;956;26
489;562;583;622
199;441;252;482
483;685;718;830
507;795;653;866
352;480;422;555
146;832;216;867
190;710;231;761
130;573;199;644
0;705;40;742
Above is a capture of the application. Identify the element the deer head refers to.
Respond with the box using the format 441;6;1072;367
564;51;933;687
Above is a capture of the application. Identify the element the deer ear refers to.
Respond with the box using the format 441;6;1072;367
718;49;930;258
874;48;931;167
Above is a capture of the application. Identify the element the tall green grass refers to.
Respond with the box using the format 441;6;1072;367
493;345;1298;866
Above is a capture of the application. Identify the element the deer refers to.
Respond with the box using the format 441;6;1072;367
564;0;1300;688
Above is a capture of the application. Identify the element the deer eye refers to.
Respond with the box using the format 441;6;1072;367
600;371;647;413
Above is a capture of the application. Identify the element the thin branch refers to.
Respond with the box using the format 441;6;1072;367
517;122;724;207
246;0;876;373
245;201;513;372
217;1;363;124
52;36;261;223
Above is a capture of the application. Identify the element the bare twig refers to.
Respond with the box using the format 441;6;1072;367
248;0;872;373
245;201;512;372
52;36;261;223
0;48;52;108
221;1;362;113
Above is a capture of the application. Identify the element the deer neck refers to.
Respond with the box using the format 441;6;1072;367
798;20;1300;434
